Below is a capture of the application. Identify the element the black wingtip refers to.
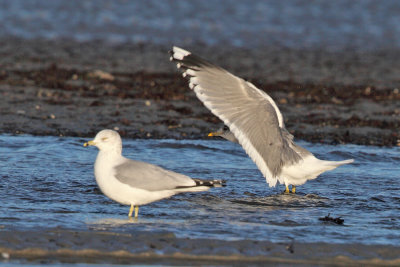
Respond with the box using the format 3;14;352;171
168;47;216;70
193;178;227;187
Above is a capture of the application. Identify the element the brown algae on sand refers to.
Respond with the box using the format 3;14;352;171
0;39;399;146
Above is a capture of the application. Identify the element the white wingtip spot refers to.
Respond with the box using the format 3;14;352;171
169;56;173;61
182;72;187;78
177;63;181;68
189;82;194;89
172;46;191;60
186;69;196;76
190;77;199;84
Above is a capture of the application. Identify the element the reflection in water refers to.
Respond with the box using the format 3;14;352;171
0;135;399;245
87;217;139;229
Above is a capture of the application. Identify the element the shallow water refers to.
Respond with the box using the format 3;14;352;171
0;134;399;246
0;0;399;50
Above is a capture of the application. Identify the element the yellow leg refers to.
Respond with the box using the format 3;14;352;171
292;185;296;194
128;204;134;217
134;206;139;218
285;185;290;193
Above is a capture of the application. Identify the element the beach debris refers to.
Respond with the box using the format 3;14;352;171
120;118;131;126
278;98;288;104
168;124;182;129
364;86;372;95
286;242;294;254
1;252;10;259
286;240;294;254
331;96;343;105
87;70;114;81
319;214;344;225
37;89;55;98
50;114;56;119
145;100;151;106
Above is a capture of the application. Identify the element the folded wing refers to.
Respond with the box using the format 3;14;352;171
114;159;196;191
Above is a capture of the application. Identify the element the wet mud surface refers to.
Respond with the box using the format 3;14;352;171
1;229;399;265
0;39;399;146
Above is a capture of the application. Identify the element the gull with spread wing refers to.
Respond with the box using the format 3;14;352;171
170;46;353;193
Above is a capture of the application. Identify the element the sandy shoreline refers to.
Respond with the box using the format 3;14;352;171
0;229;399;265
0;38;399;146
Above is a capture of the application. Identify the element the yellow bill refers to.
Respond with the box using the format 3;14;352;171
83;140;96;147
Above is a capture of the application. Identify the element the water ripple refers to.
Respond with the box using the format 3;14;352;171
0;135;399;245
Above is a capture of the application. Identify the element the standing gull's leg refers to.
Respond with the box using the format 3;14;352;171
128;204;134;217
134;206;139;218
292;185;296;194
285;185;290;194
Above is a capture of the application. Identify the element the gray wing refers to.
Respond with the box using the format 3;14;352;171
114;159;196;191
171;47;302;186
221;129;239;143
281;128;312;158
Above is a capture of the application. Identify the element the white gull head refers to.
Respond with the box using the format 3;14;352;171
85;129;122;154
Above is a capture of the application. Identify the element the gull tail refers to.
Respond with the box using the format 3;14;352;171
284;157;355;183
313;158;354;176
322;159;354;167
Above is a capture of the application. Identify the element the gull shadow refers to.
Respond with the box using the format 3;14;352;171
230;193;330;208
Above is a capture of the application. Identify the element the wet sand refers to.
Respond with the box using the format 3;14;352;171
1;229;399;265
0;38;399;146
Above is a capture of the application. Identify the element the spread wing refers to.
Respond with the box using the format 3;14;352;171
170;46;302;186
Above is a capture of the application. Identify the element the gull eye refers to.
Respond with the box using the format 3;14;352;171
223;125;229;131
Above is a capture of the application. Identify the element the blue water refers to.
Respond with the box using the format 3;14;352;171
0;134;399;246
0;0;399;50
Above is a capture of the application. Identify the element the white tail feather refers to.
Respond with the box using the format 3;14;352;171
174;186;210;193
281;156;354;186
322;159;354;167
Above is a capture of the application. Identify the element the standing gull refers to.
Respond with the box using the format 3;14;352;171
170;46;354;193
84;129;224;218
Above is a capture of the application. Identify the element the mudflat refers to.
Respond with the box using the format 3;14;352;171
1;38;399;146
1;229;399;266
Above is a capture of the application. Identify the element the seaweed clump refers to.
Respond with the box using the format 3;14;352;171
319;214;344;225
